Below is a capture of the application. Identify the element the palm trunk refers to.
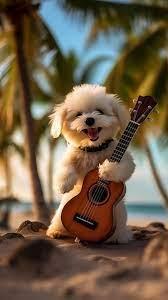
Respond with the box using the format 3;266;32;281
11;16;50;224
48;139;55;205
144;139;168;206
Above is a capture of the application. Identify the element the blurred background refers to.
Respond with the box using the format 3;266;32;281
0;0;167;229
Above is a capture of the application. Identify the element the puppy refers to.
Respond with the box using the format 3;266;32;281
47;84;135;243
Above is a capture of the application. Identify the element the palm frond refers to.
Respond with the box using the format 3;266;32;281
0;29;15;65
0;0;40;13
9;142;25;157
48;51;78;95
0;60;17;129
150;58;168;140
150;58;168;104
34;112;50;149
30;78;52;103
31;11;64;59
0;56;14;84
104;22;167;100
58;0;168;41
58;0;168;20
78;55;111;84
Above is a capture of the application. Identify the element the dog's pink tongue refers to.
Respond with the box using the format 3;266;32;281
87;128;99;140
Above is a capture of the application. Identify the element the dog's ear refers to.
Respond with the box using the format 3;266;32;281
107;94;130;130
50;103;66;138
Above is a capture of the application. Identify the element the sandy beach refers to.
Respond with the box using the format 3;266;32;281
0;213;168;300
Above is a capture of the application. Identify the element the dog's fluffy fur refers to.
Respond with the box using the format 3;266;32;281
47;84;135;243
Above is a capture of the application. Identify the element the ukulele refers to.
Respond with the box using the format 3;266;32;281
61;96;157;243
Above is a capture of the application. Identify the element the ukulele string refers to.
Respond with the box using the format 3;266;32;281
80;122;136;220
84;121;138;221
83;181;106;220
88;182;108;220
80;171;109;220
81;185;104;222
86;183;106;221
84;175;110;220
80;169;113;219
80;180;103;219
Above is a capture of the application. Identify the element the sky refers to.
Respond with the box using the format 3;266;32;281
0;0;167;207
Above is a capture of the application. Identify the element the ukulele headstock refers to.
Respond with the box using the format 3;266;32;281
130;96;157;124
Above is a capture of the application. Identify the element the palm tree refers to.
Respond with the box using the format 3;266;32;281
0;0;64;223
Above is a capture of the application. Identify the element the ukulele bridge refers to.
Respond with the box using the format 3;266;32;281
73;213;98;230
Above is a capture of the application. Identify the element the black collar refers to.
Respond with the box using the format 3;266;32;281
79;139;113;153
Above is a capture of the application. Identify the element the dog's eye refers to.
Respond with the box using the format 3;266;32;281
76;112;82;117
97;109;104;114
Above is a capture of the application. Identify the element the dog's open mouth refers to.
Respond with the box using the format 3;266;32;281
82;127;102;141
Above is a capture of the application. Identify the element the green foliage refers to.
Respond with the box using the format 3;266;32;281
47;50;111;97
105;22;168;100
0;126;24;159
78;56;111;84
58;0;168;42
0;2;62;129
59;0;168;21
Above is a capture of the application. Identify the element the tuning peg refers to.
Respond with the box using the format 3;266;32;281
147;117;153;121
133;99;136;103
154;109;159;114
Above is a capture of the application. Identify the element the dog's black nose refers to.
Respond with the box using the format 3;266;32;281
85;117;95;126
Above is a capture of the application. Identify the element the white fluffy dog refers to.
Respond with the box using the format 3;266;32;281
47;84;135;243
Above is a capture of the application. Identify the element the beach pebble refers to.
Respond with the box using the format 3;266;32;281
133;230;149;240
147;222;167;231
1;233;24;241
132;224;164;240
17;220;47;235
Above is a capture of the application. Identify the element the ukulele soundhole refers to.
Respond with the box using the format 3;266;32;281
89;183;110;205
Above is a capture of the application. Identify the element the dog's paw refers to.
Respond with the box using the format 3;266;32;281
107;227;133;244
47;226;67;239
99;160;123;182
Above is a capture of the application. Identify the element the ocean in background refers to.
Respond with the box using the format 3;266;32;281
3;202;168;224
127;203;168;223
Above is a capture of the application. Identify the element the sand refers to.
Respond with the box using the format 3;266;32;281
0;215;168;300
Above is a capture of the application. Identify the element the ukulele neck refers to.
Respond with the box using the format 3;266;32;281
110;120;139;163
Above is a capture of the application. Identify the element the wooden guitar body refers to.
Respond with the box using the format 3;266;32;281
61;169;125;243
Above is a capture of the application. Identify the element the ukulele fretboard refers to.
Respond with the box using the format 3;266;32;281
110;121;139;163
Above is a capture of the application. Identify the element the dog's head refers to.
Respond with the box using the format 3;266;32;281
50;84;130;147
